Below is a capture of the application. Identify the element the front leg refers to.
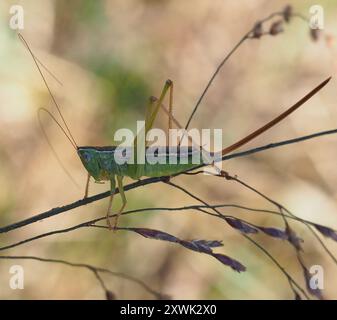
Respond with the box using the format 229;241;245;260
106;177;116;230
112;176;127;231
83;173;90;199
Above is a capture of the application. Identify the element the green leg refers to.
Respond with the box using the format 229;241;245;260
145;79;173;136
112;176;127;231
134;96;157;148
153;92;185;132
106;177;116;230
168;80;174;131
145;96;157;128
83;173;90;199
133;80;173;163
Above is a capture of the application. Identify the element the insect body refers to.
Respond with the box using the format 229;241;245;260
77;76;330;230
77;146;202;181
19;33;331;231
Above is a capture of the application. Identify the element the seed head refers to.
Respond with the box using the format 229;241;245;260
310;28;321;42
105;290;116;300
283;5;293;23
269;20;284;36
252;22;263;39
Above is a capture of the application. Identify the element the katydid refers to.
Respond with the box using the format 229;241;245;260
18;34;330;230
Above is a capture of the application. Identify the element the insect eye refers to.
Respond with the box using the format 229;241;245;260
83;152;91;162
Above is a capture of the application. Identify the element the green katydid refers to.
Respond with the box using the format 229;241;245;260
18;34;330;230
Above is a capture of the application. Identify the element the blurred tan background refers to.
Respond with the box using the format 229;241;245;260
0;0;337;299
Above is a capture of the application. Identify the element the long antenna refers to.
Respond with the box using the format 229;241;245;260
18;33;78;148
20;37;63;86
38;108;79;188
38;108;77;150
